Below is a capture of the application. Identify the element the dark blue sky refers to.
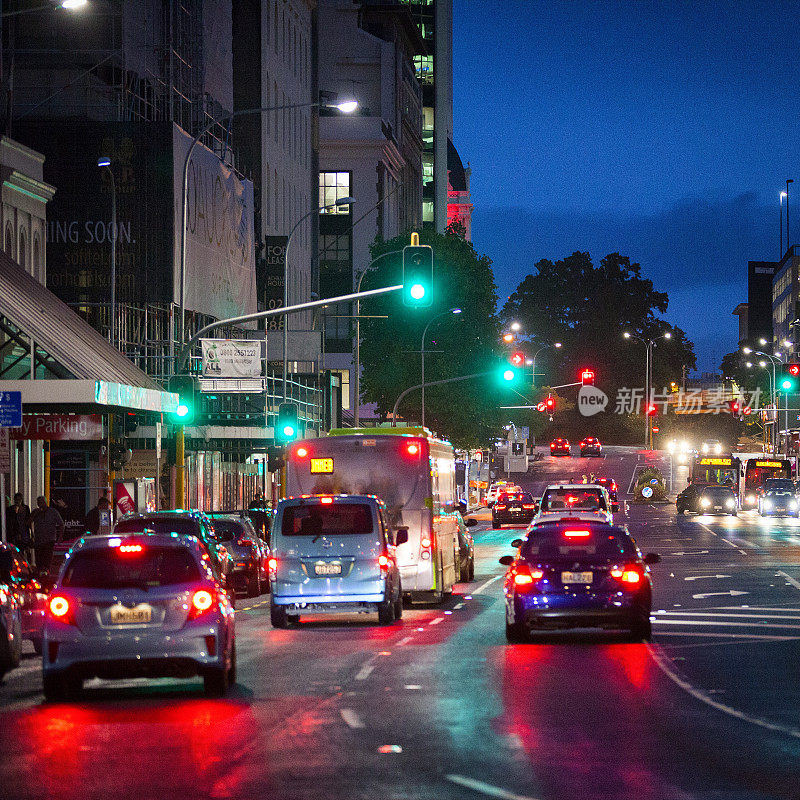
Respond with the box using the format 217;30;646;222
453;0;800;372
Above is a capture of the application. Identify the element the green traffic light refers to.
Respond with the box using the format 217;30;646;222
782;379;795;391
282;424;296;438
176;402;190;418
410;283;426;300
502;369;516;382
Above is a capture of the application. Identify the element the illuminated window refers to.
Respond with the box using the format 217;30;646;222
423;200;434;223
319;172;351;214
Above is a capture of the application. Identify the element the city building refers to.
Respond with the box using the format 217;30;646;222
317;0;425;416
772;248;800;354
447;139;472;240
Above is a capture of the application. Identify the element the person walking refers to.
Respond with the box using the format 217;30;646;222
29;496;64;576
85;496;113;536
6;493;31;555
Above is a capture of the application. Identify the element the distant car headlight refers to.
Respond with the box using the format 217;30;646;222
678;453;688;464
725;498;735;508
702;443;709;453
747;494;756;504
763;500;773;511
714;444;722;454
791;501;798;511
680;440;689;451
668;440;676;452
700;497;711;508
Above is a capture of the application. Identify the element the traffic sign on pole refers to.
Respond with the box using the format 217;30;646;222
0;391;22;428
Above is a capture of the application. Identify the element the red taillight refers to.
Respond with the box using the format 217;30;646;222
268;557;278;576
188;589;216;621
612;565;643;585
514;573;534;586
320;496;334;504
406;443;419;455
119;544;143;554
48;595;74;624
496;504;507;510
378;554;391;575
564;529;591;538
511;565;543;591
523;504;535;509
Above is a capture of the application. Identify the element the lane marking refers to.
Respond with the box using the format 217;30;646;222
445;774;539;800
647;643;800;741
429;617;444;626
684;574;731;581
777;570;800;590
354;663;374;681
691;590;748;600
340;709;365;729
474;575;502;594
454;602;465;609
397;636;414;646
657;631;800;642
720;538;748;556
653;619;800;630
658;610;800;620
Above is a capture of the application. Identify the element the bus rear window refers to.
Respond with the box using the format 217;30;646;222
281;504;374;536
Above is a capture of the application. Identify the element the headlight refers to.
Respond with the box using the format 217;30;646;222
725;498;735;508
702;444;709;453
700;497;711;508
763;500;773;510
747;494;756;504
678;453;688;464
680;440;689;451
668;440;676;452
791;501;798;511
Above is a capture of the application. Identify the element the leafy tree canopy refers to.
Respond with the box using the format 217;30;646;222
358;226;507;448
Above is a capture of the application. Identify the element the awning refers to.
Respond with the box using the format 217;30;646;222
0;249;177;414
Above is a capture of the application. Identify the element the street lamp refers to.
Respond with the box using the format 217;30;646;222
282;195;355;402
623;331;672;449
2;0;86;17
510;321;521;332
97;156;117;348
420;308;462;427
531;342;561;388
781;191;787;257
177;98;358;354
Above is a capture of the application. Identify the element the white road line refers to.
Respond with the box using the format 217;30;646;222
397;636;414;646
714;606;800;611
454;602;465;609
340;709;365;729
429;617;444;626
647;643;800;741
720;537;748;555
354;663;374;681
445;774;539;800
658;610;800;620
474;574;502;594
653;619;800;630
777;570;800;590
656;631;800;641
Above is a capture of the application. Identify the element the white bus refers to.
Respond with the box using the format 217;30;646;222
284;427;460;603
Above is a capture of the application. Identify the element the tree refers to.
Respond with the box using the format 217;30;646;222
358;226;505;448
501;252;697;440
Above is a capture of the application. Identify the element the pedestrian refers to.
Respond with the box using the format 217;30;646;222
248;491;270;539
85;496;114;536
5;493;32;557
29;496;64;577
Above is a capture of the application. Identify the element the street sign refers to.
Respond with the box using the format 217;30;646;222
536;402;546;412
0;391;22;428
641;486;653;498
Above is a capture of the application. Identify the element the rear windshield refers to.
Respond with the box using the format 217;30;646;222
209;519;244;542
521;528;636;562
62;546;201;589
541;488;605;512
498;492;534;503
115;518;200;537
281;503;374;536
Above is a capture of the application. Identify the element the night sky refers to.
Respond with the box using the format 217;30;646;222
453;0;800;373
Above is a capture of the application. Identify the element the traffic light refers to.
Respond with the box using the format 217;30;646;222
510;351;525;367
545;396;555;413
781;363;800;391
402;243;433;308
729;399;740;415
500;367;518;383
580;368;595;386
646;403;657;416
167;375;198;424
276;402;300;443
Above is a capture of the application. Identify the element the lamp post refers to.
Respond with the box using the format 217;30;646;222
421;307;461;427
747;360;774;452
781;191;787;257
744;346;784;452
97;156;116;348
624;331;672;449
788;179;794;253
282;196;354;402
531;342;561;388
177;98;357;356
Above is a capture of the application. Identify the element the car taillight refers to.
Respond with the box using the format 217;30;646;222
564;529;591;538
320;496;334;504
48;595;74;625
496;504;506;510
378;554;391;575
523;504;535;509
512;565;543;591
119;544;143;554
612;565;643;585
268;557;278;577
187;589;216;621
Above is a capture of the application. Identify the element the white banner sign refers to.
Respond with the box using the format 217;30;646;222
201;339;262;378
173;124;257;322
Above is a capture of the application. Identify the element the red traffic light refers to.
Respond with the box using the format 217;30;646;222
730;400;740;413
646;403;657;416
789;364;800;376
545;396;556;412
580;369;595;385
510;351;525;367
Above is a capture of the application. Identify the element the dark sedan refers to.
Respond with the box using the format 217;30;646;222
579;437;602;456
208;512;270;596
698;485;738;516
500;521;659;642
0;545;47;654
758;479;799;517
492;491;537;529
550;438;570;457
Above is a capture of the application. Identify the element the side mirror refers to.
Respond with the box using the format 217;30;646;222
465;518;478;527
499;555;514;566
510;538;523;548
394;527;409;546
644;552;661;565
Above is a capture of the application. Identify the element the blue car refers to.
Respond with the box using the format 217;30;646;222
499;522;660;642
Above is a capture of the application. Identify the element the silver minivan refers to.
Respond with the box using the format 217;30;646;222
269;495;407;627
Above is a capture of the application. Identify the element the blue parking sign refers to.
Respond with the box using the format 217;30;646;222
0;391;22;428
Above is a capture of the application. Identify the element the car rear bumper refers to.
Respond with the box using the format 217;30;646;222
512;593;647;630
492;512;535;524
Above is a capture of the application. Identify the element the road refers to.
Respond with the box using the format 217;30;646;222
3;446;800;799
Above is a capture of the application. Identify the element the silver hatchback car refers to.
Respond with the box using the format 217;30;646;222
42;533;236;700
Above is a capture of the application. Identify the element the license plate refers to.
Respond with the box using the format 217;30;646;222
109;604;152;624
561;571;593;584
315;562;342;576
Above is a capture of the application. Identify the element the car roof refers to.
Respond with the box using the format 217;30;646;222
68;532;204;554
542;483;606;491
279;494;382;506
526;520;627;535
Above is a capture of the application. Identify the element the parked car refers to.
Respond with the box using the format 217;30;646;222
269;494;406;627
0;548;22;679
550;438;570;457
579;437;602;456
456;514;476;582
113;510;234;589
492;490;537;529
532;484;614;526
207;512;270;597
500;521;659;642
42;533;236;699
